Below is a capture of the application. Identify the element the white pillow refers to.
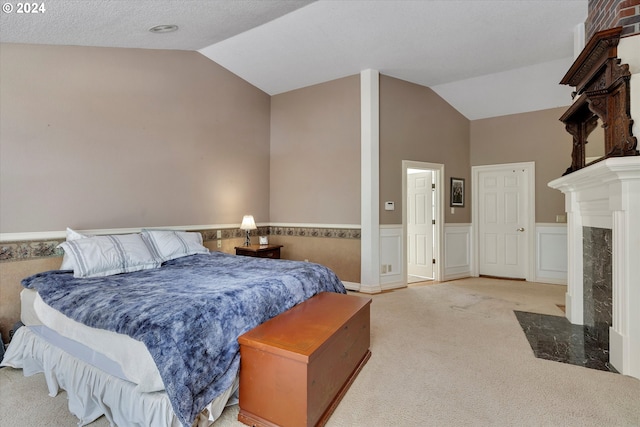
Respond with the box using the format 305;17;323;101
141;230;209;262
60;228;92;270
58;234;161;278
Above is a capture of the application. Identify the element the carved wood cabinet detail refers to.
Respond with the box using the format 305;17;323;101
559;27;638;175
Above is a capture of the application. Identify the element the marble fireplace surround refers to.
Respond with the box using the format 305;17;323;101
549;157;640;379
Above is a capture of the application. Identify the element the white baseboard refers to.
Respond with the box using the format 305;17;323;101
342;281;361;292
609;327;625;376
442;272;472;281
357;283;383;294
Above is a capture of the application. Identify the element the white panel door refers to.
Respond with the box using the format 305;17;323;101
478;168;528;278
408;171;434;279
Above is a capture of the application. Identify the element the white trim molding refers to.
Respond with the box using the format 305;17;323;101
0;223;362;243
341;281;361;292
0;224;242;242
267;223;360;229
401;160;445;283
360;69;381;293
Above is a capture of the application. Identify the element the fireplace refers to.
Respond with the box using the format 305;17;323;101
549;158;640;379
549;25;640;379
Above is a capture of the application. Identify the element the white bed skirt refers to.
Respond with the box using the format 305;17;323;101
2;326;238;427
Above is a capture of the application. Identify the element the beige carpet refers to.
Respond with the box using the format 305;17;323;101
1;278;639;426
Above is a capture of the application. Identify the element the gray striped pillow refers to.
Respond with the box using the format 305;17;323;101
58;233;160;278
141;230;209;262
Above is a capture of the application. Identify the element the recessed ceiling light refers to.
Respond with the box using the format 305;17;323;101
149;24;179;34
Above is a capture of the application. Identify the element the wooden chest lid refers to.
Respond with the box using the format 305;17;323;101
238;292;371;362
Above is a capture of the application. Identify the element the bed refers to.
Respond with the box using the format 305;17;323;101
1;229;346;426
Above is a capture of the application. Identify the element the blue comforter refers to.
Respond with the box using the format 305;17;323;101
22;252;346;426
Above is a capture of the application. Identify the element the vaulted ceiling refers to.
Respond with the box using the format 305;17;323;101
0;0;587;119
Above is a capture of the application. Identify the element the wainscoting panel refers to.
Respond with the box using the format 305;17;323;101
380;226;403;288
444;224;472;281
535;223;567;284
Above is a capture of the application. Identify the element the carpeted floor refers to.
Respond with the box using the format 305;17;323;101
1;277;639;426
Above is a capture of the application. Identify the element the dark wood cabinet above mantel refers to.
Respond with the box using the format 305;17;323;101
559;27;638;175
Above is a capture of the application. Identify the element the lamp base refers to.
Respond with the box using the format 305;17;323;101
244;231;251;246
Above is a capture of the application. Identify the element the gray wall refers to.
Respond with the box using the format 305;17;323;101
270;75;361;224
470;107;572;223
379;75;471;224
0;43;271;232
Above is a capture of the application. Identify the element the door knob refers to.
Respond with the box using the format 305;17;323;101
516;227;525;232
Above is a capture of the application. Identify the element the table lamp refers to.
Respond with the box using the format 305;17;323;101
240;215;257;246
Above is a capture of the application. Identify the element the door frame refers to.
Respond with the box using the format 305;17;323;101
407;169;434;279
471;162;536;281
402;160;444;283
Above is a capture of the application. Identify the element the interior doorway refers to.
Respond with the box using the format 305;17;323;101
407;169;434;281
403;161;444;284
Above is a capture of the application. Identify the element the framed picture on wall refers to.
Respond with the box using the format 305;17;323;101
450;177;465;207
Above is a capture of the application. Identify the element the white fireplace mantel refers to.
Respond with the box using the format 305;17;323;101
549;157;640;379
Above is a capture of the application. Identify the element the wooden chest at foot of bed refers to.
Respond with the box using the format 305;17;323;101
238;292;372;427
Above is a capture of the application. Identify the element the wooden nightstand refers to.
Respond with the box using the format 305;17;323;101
235;244;283;259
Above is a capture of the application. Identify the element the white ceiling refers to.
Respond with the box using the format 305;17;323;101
0;0;588;120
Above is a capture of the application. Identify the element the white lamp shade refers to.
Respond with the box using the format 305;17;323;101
240;215;257;230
